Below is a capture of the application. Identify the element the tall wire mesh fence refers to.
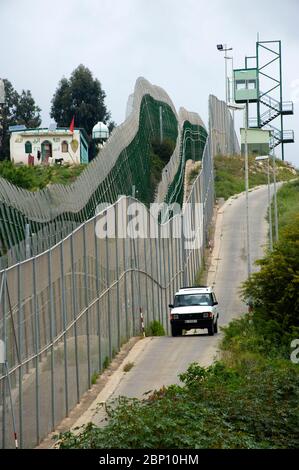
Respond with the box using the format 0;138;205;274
0;84;239;448
0;78;208;268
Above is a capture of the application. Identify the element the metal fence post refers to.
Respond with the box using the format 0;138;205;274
166;222;173;335
143;232;149;325
94;216;102;372
70;234;80;403
83;223;91;389
149;230;155;322
1;272;6;449
115;207;121;350
181;212;187;286
130;237;136;335
105;225;112;360
32;258;40;445
123;236;129;340
157;224;163;325
59;241;69;417
17;263;23;448
47;250;55;431
161;233;168;334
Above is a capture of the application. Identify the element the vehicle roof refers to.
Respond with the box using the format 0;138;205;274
175;286;213;295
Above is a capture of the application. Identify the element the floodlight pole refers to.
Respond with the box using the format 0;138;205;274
256;155;273;252
224;44;228;104
244;100;251;277
227;100;251;277
267;157;273;251
272;148;279;242
217;44;233;104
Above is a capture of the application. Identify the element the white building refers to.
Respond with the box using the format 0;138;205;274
10;127;89;165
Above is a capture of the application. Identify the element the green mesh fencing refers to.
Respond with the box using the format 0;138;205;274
164;121;208;207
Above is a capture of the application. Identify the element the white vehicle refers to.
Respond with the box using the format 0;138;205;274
169;286;220;337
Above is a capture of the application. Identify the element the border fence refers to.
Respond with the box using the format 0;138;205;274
0;78;208;268
0;82;239;448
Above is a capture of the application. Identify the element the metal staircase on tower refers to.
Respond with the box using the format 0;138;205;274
234;39;294;160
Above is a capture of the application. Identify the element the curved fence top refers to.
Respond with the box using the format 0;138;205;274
0;78;180;222
0;80;239;268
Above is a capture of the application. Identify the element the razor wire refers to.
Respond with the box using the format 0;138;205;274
0;83;239;448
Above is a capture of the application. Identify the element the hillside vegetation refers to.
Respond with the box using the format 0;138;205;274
215;155;297;200
0;161;86;191
270;178;299;238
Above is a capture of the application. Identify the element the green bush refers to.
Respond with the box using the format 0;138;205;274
242;213;299;350
58;358;299;449
145;320;165;336
102;356;110;370
151;138;175;164
148;138;176;201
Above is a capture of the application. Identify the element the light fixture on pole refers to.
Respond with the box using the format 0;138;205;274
255;155;273;251
217;44;233;104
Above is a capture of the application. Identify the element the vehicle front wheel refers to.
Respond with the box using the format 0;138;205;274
214;319;218;334
208;321;215;336
171;324;181;337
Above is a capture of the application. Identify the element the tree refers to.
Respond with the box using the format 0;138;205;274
50;65;112;137
0;79;41;160
15;90;41;128
242;213;299;346
108;120;116;133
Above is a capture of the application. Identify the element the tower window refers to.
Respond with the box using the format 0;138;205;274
247;80;256;90
236;80;246;90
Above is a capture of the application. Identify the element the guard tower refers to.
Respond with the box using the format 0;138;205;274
234;40;294;160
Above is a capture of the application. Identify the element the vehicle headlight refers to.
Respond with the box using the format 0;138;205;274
173;314;179;319
203;312;212;318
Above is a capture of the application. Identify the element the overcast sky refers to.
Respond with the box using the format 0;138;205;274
1;0;298;165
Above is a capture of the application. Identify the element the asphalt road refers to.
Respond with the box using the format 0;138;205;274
74;184;276;428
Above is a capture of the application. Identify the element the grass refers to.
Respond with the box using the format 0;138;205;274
91;371;100;385
187;164;201;185
0;160;86;191
102;356;110;370
145;320;165;337
214;155;298;200
270;178;299;237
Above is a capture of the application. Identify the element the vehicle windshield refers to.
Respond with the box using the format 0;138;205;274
174;293;212;307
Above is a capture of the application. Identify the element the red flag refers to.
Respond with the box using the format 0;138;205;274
69;116;75;133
